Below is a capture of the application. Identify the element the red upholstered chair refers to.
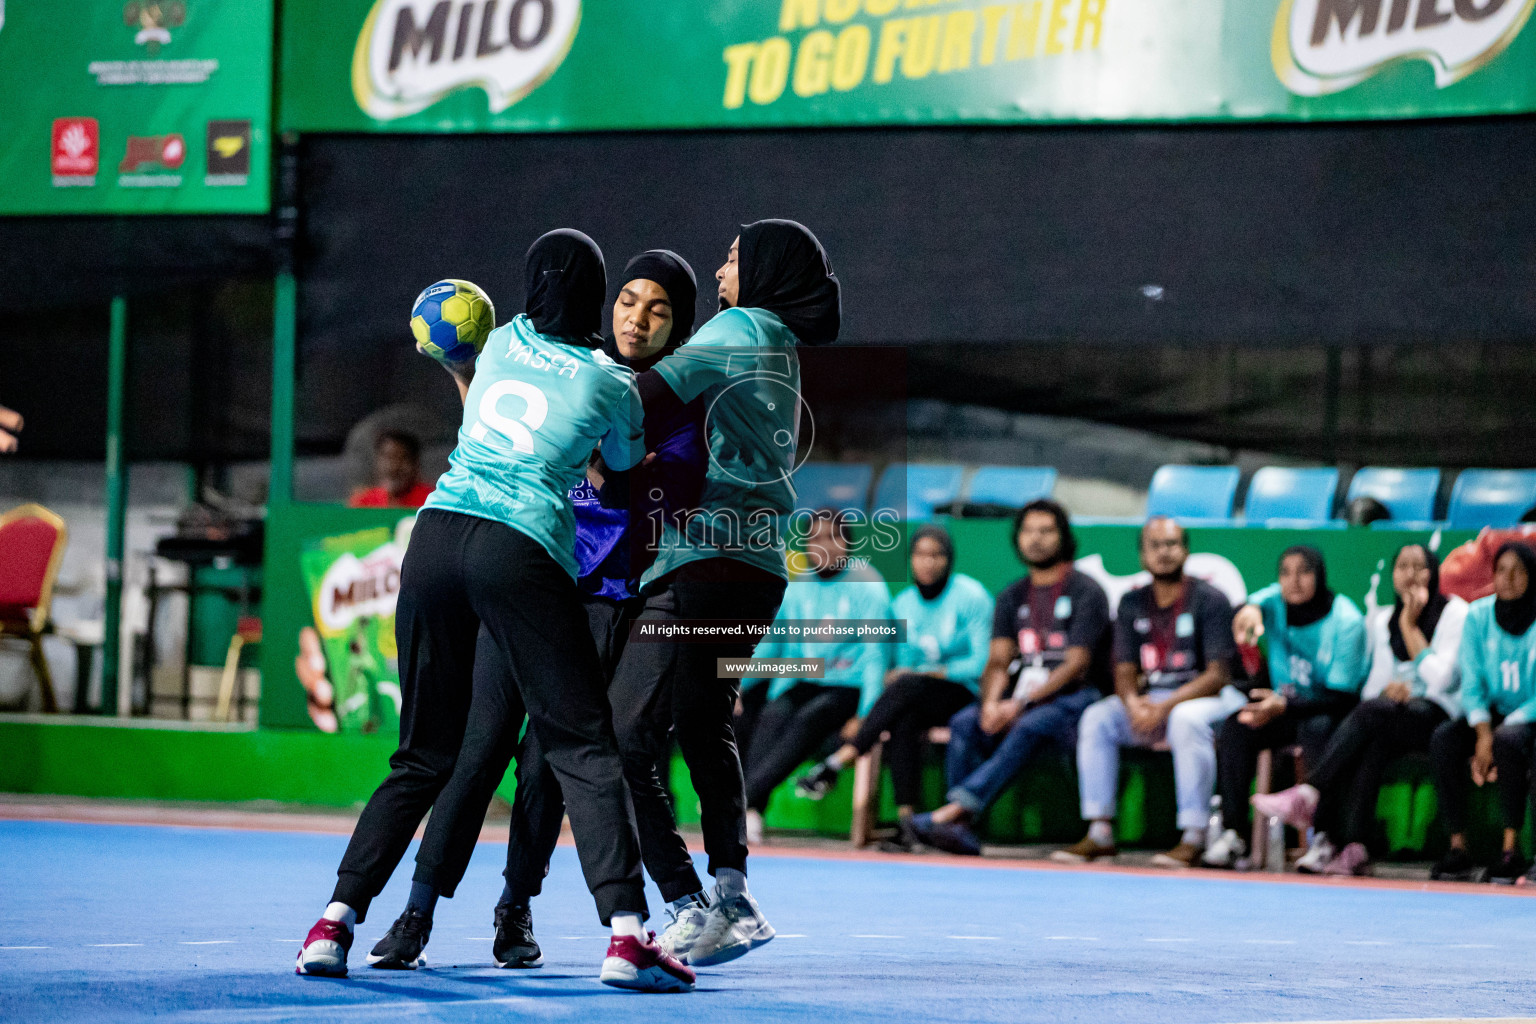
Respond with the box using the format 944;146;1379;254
0;503;69;712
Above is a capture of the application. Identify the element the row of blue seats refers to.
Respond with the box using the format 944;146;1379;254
796;462;1536;529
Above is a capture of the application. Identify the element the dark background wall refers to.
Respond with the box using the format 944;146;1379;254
3;117;1533;465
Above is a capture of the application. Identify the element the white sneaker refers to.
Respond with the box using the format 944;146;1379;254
686;888;775;967
656;901;709;963
745;809;764;845
1201;828;1247;869
1295;834;1335;874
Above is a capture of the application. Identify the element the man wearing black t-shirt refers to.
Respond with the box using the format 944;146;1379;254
910;500;1111;856
1052;517;1244;868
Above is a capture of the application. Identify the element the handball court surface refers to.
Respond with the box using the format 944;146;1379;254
2;799;1534;1024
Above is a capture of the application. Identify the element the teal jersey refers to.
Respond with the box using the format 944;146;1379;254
642;307;801;586
1251;584;1368;700
750;562;893;716
891;574;994;695
424;315;645;579
1457;596;1536;726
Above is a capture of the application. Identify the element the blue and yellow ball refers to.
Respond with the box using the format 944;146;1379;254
410;279;495;365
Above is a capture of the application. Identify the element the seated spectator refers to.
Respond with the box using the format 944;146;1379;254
0;403;20;452
741;510;892;842
1252;544;1466;876
1428;542;1536;883
1205;546;1367;867
1053;516;1241;868
349;429;432;508
907;501;1110;856
794;525;993;842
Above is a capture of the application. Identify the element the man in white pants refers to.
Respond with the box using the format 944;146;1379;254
1052;517;1245;868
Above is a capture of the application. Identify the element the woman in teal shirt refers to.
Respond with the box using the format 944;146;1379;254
1214;546;1368;843
795;524;993;823
1429;541;1536;884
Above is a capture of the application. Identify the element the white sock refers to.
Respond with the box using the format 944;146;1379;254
1299;783;1320;802
1087;821;1114;846
322;902;357;930
824;754;843;769
1182;828;1205;847
715;868;748;898
610;912;645;939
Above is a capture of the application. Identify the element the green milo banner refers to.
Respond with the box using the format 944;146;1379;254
0;0;271;215
296;524;409;735
279;0;1536;132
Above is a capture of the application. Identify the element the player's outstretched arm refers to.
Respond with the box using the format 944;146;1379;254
0;404;22;453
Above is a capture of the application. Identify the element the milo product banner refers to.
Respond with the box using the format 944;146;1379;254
0;0;272;214
278;0;1536;132
297;524;409;735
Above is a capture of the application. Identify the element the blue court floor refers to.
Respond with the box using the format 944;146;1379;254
2;818;1533;1024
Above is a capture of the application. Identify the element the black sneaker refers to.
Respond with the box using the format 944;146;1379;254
366;908;431;969
492;904;542;968
877;817;919;853
1490;850;1530;885
1430;847;1485;882
795;762;839;800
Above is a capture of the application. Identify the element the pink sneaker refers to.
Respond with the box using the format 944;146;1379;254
599;932;696;992
296;918;352;977
1322;841;1371;877
1250;785;1318;831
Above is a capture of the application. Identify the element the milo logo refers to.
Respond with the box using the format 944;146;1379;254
1274;0;1536;95
352;0;580;120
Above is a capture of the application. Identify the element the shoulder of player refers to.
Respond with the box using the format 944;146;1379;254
1064;569;1108;603
691;306;774;346
949;573;991;604
1329;592;1365;622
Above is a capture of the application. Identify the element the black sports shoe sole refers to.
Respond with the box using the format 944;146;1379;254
493;950;544;968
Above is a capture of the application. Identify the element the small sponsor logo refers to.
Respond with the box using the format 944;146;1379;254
124;0;185;53
119;133;184;172
1273;0;1536;95
118;133;184;187
204;119;250;186
51;117;99;186
351;0;581;121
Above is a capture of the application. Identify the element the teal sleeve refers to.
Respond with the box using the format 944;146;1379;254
944;588;994;691
1325;610;1369;693
856;585;893;717
651;310;753;403
599;377;646;471
1503;693;1536;726
1250;584;1284;632
1460;613;1491;726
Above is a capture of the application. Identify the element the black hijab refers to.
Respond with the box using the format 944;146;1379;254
1281;545;1335;629
525;229;605;348
912;524;955;601
602;250;697;373
1494;542;1536;637
1388;544;1449;662
733;219;841;346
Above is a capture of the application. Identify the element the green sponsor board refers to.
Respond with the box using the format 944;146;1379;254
278;0;1536;133
297;524;408;735
0;0;271;214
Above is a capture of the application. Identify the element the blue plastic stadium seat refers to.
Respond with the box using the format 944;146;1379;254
871;463;964;520
1447;470;1536;529
792;462;873;513
1344;468;1441;523
1145;465;1241;521
965;466;1058;509
1243;467;1339;525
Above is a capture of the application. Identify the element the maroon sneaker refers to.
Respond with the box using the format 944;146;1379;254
296;917;353;977
599;932;696;992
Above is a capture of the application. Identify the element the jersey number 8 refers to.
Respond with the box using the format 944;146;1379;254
469;380;548;454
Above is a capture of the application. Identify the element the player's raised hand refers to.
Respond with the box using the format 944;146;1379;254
0;404;22;452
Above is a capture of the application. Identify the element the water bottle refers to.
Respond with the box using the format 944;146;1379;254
1205;796;1223;852
1267;816;1286;872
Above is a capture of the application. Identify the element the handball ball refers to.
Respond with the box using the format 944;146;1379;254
411;279;495;365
